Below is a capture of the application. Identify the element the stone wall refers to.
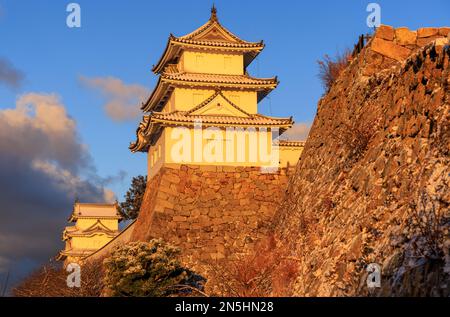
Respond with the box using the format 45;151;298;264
273;26;450;296
131;164;293;270
357;25;449;78
371;25;449;61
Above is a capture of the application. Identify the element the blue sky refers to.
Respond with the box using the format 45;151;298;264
0;0;448;291
1;0;449;198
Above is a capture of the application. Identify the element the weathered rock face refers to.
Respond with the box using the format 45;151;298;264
274;28;450;296
132;164;292;270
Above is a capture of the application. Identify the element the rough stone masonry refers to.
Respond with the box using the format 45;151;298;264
274;25;450;296
131;164;293;271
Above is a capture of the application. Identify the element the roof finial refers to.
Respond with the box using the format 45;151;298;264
211;4;218;21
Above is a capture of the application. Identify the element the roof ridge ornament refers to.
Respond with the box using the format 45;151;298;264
211;4;218;22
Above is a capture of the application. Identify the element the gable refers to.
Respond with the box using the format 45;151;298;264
189;92;249;117
84;219;116;233
195;24;239;43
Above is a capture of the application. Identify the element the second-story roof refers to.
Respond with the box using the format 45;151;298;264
141;68;278;112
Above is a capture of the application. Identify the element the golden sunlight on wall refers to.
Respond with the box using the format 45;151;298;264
181;51;243;75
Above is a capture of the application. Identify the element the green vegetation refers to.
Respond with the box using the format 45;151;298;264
103;240;206;297
118;175;147;220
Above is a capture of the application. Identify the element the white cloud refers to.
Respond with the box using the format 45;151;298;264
80;76;149;122
31;159;114;202
280;122;311;141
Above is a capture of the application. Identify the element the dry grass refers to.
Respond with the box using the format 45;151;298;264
409;191;447;259
334;119;379;167
206;235;298;297
317;50;351;92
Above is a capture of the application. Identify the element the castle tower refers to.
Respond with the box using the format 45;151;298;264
126;7;305;266
58;202;122;265
131;7;304;178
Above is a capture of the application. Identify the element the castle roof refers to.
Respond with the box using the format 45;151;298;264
278;140;306;148
130;110;293;153
68;202;121;222
151;112;293;127
152;6;264;74
57;248;97;261
130;8;296;154
62;220;120;241
141;69;277;112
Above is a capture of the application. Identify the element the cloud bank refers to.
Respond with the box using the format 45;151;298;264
0;93;117;288
80;76;149;122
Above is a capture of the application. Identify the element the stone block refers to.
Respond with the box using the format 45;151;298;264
417;36;441;47
190;223;202;230
371;37;411;61
211;252;225;260
178;222;190;229
375;25;395;41
199;165;217;172
395;27;416;45
222;216;234;223
165;173;180;184
434;37;449;47
164;208;174;215
222;166;237;172
158;199;174;210
438;27;450;37
160;179;172;188
156;191;168;200
178;209;191;217
153;204;165;213
173;216;187;222
212;218;226;225
417;27;438;38
239;198;250;206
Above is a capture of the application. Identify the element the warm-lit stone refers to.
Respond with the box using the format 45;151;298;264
438;27;450;36
417;27;439;38
395;27;417;45
417;36;441;47
375;25;395;41
371;37;412;61
129;164;293;270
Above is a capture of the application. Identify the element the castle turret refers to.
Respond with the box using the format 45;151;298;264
121;7;306;266
130;7;303;178
57;202;122;265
